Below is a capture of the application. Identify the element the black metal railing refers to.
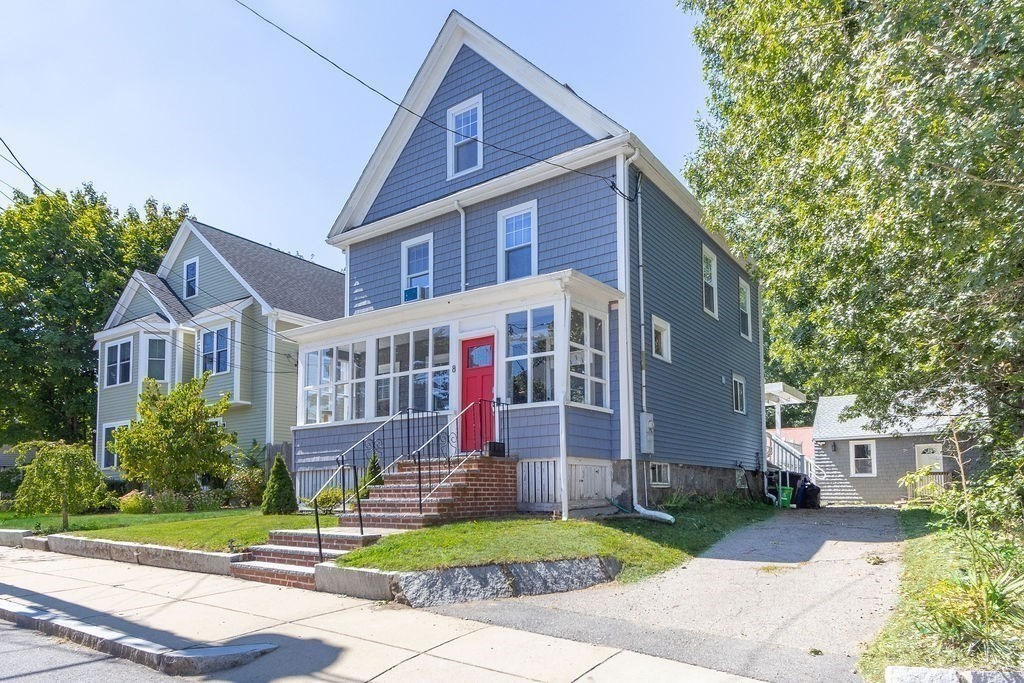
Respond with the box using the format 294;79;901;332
310;400;510;561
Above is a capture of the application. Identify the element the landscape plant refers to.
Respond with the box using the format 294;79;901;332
118;490;153;514
358;450;383;498
228;441;267;507
113;374;235;493
261;454;297;515
188;489;226;512
12;441;105;531
151;490;188;514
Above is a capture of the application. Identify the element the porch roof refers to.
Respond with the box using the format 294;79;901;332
287;269;623;346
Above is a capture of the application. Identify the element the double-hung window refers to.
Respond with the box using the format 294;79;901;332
506;306;555;404
732;373;746;414
498;201;537;282
374;327;450;417
401;236;432;299
447;94;483;178
850;440;876;477
201;327;229;374
147;338;168;381
101;422;128;469
738;279;752;340
183;258;198;299
569;308;608;408
702;245;718;318
105;339;132;387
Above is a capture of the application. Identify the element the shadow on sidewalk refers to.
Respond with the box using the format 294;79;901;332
0;586;343;681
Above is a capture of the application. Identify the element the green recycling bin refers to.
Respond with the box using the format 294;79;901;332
779;486;794;507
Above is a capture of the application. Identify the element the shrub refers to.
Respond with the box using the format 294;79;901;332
262;454;297;515
359;451;383;498
309;486;345;512
152;490;188;514
228;466;266;507
189;489;225;512
118;490;153;514
922;570;1024;662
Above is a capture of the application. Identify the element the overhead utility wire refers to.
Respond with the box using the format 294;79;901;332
229;0;639;202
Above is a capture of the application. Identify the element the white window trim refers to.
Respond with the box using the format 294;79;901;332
651;314;671;363
497;200;538;283
732;373;747;415
850;439;877;477
446;93;484;180
650;462;670;488
199;325;231;376
142;334;170;383
915;442;944;472
400;234;433;300
100;420;130;469
183;257;199;300
567;305;609;409
104;338;133;388
738;278;752;341
702;244;718;319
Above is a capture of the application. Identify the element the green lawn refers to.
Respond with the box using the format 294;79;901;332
338;502;774;583
72;510;317;552
859;508;1019;681
0;508;249;536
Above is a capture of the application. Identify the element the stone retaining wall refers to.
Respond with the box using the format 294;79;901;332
45;535;250;575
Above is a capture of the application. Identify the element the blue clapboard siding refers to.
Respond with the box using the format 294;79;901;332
507;406;559;460
565;407;614;459
362;46;596;225
348;159;619;314
628;169;763;470
293;421;389;471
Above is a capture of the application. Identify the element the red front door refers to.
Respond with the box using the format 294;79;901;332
461;336;495;452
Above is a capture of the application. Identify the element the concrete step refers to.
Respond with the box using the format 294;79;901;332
337;511;443;529
267;529;380;551
229;561;316;590
248;544;347;567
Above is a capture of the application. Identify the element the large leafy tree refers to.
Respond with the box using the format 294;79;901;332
681;0;1024;441
114;374;235;493
0;186;188;443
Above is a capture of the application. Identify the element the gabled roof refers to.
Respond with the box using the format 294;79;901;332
134;271;192;323
812;394;952;441
328;10;626;239
157;219;345;322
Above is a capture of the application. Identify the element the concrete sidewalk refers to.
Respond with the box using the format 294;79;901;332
0;545;757;682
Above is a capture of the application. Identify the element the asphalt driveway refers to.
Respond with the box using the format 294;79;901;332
433;506;904;683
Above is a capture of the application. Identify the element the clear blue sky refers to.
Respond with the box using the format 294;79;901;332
1;0;708;268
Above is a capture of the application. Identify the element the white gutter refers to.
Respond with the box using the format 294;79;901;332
455;199;467;291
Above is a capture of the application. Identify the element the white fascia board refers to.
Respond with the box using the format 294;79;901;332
103;274;142;329
328;10;625;239
155;220;194;279
94;315;172;344
288;269;622;347
189;297;253;326
274;308;324;328
329;134;631;249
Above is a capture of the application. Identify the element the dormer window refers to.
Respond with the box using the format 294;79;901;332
447;95;483;179
183;258;198;299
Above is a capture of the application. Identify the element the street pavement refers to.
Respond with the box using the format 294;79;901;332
0;545;757;682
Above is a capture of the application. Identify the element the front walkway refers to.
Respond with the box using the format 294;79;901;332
0;545;754;682
434;507;904;683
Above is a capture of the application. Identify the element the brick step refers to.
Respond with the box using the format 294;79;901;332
356;497;456;513
248;544;348;567
377;470;477;486
365;482;469;499
267;529;380;551
229;561;316;590
337;511;443;529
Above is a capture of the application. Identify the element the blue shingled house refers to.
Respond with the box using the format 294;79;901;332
288;11;764;523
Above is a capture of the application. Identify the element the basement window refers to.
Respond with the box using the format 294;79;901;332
650;462;670;487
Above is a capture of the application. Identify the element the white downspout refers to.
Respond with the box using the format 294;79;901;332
455;200;467;291
758;281;776;504
627;159;673;525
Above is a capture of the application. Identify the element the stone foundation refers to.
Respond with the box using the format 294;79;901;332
610;460;767;508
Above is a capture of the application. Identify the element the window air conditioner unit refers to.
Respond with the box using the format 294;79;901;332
403;286;428;302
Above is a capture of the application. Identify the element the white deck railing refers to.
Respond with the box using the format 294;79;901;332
766;432;826;483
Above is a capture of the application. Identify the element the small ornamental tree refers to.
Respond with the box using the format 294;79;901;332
359;450;383;498
114;374;235;493
262;454;297;515
13;441;104;530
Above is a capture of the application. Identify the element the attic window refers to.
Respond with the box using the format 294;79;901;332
447;95;483;179
183;258;198;299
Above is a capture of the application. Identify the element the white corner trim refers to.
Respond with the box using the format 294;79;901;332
328;11;625;238
265;313;277;444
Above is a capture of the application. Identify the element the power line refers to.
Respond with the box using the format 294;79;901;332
229;0;637;202
0;136;46;193
0;187;13;203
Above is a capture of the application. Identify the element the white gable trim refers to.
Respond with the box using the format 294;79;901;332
134;273;179;325
104;275;143;329
156;219;273;315
328;10;625;238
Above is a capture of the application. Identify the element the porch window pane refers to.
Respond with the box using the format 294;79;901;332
507;359;528;404
570;376;586;404
532;355;553;402
569;348;585;374
432;327;449;367
591;381;605;408
413;329;430;370
376;337;390;375
396;374;410;411
506;311;528;356
394;333;410;373
304;351;318;387
530;307;554;353
334;384;349;422
352;342;366;379
432;370;449;411
319;387;333;423
375;378;390;417
304;389;317;424
353;382;366;419
570;309;585;344
335;347;350;382
412;372;428;411
321;347;333;384
590;317;604;351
